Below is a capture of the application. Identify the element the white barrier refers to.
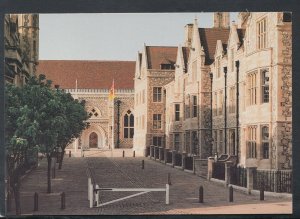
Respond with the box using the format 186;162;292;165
88;182;170;207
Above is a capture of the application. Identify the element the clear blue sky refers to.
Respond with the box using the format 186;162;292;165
39;13;238;61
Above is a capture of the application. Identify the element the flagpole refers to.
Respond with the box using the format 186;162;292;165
111;79;115;149
75;79;78;154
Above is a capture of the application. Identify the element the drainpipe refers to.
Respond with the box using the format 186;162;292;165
197;81;200;157
224;67;228;154
235;60;240;163
210;72;213;156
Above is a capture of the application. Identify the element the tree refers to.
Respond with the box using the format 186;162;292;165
54;89;89;169
5;84;39;215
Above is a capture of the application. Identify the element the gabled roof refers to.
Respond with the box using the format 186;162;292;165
146;46;177;69
182;47;190;72
198;28;230;65
37;60;136;89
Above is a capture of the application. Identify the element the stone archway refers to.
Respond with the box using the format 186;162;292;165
81;124;108;149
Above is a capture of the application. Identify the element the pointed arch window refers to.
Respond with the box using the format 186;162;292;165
124;110;134;138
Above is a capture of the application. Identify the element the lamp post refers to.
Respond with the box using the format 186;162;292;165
224;67;228;154
116;99;121;148
235;60;240;162
210;72;213;156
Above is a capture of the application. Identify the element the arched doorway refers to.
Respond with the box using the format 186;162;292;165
89;132;98;148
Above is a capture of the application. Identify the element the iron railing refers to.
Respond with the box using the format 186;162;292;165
212;162;225;180
230;166;247;188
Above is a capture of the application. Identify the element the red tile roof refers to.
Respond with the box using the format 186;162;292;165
146;46;177;69
198;28;230;65
37;60;135;89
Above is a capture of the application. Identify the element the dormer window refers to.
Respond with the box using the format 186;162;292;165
160;63;175;70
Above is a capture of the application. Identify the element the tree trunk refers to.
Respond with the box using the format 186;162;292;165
12;178;21;215
47;155;52;193
58;150;65;170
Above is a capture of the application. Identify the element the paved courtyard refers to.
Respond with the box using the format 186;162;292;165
8;151;292;215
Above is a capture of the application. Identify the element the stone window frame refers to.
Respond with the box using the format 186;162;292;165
153;136;163;147
153;87;162;102
247;71;258;106
261;68;269;103
142;89;145;104
174;133;180;151
185;131;190;154
247;125;257;158
153;114;162;130
261;125;269;159
219;129;223;154
214;130;218;154
192;95;198;118
175;103;180;121
123;110;134;139
257;17;267;50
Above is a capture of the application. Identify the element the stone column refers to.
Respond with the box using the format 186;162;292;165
164;149;168;164
247;167;257;194
74;138;78;154
225;161;233;187
172;150;176;167
182;153;187;170
207;157;215;180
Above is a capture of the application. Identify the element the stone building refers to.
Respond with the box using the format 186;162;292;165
132;45;177;156
139;12;292;171
4;14;39;86
37;60;135;152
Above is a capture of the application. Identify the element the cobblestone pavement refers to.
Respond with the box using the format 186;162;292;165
7;153;292;216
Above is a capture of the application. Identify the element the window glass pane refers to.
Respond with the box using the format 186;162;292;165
130;128;134;138
130;114;134;127
124;114;128;127
124;128;128;138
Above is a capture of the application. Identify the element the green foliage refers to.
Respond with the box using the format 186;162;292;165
5;74;89;166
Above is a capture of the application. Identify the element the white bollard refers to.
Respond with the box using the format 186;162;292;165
89;180;93;208
166;184;170;205
88;177;91;200
95;184;99;206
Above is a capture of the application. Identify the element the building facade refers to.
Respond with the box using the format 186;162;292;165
4;14;39;86
132;45;177;156
134;12;292;170
37;60;136;151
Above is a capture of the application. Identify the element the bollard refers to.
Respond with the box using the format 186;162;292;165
133;150;135;157
34;192;38;211
166;184;170;204
199;186;203;203
167;173;171;185
69;150;71;158
142;160;144;169
229;185;233;202
52;166;56;179
260;182;264;201
122;150;125;157
61;192;65;209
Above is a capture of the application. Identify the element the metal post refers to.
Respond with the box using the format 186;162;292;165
229;185;233;202
260;182;264;201
89;179;93;208
235;60;240;160
95;184;99;206
224;66;228;154
34;192;38;211
52;166;56;179
166;184;170;204
61;192;65;209
122;150;125;158
199;186;203;203
167;173;171;185
88;178;91;200
142;160;144;169
210;72;213;156
133;150;135;157
69;150;71;158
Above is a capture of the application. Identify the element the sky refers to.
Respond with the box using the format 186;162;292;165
39;13;238;61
